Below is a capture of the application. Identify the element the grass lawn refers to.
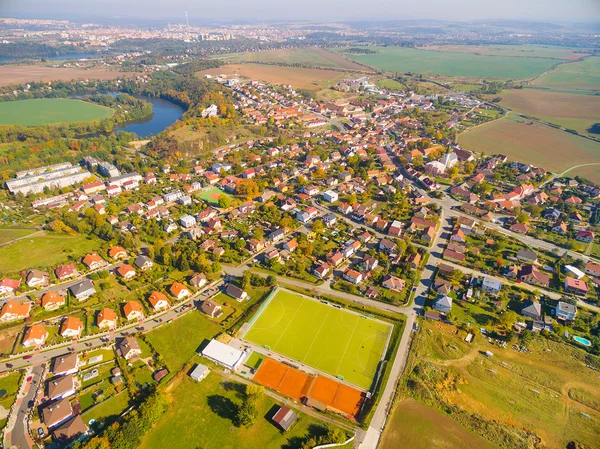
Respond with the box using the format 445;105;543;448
0;371;22;410
332;46;560;79
139;373;343;449
82;391;131;424
0;228;36;245
458;115;600;181
146;310;221;373
244;352;265;370
197;187;235;207
380;398;499;449
0;99;113;126
0;232;99;274
243;288;392;390
402;320;600;449
532;56;600;92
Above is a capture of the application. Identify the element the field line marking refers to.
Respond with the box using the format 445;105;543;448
335;317;360;377
301;306;333;363
271;295;306;350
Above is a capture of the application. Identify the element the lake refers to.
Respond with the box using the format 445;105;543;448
117;95;184;138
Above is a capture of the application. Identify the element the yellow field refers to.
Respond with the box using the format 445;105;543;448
0;65;139;87
197;63;349;90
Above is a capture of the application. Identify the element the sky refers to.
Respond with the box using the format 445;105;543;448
2;0;600;23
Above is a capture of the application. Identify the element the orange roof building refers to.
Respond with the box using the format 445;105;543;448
97;308;117;329
60;316;83;338
0;301;31;322
123;301;144;320
169;282;190;299
23;324;48;347
148;291;169;310
108;246;127;260
41;291;66;311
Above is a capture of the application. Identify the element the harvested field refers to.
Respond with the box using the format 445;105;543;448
0;65;138;87
532;57;600;92
422;44;590;61
380;399;499;449
214;47;369;71
197;64;347;90
458;115;600;181
252;357;312;401
306;375;365;418
496;89;600;135
0;98;113;126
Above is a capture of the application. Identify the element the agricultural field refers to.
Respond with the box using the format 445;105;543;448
139;372;346;449
0;227;37;245
0;232;99;274
401;320;600;449
196;63;347;90
146;310;222;373
458;115;600;181
332;46;561;79
214;47;369;71
0;99;113;126
531;57;600;92
242;288;392;390
0;65;139;87
422;44;590;61
380;399;499;449
494;89;600;135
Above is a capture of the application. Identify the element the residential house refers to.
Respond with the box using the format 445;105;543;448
518;265;550;287
82;252;105;270
59;317;83;338
97;308;118;329
47;374;75;401
108;246;127;260
516;249;538;264
148;291;169;311
313;263;330;279
481;277;502;296
26;269;48;288
343;269;364;284
576;229;595;243
443;249;466;263
521;300;542;320
169;282;190;300
379;238;397;254
322;190;339;203
55;264;78;281
123;301;144;321
388;220;402;237
225;284;247;302
283;239;298;252
116;337;142;361
52;353;79;376
134;255;154;271
564;277;589;296
382;275;406;292
509;223;529;235
190;273;207;289
42;398;73;429
0;301;30;322
41;291;66;311
434;295;453;314
0;278;19;295
585;261;600;278
69;279;96;301
53;415;88;445
201;299;223;318
117;264;136;280
556;301;577;321
22;324;48;347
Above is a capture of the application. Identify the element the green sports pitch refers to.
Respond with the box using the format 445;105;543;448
243;288;392;390
0;98;113;126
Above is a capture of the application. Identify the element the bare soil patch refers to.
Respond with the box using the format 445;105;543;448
0;65;139;87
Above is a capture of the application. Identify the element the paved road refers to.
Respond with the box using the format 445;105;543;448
5;364;44;449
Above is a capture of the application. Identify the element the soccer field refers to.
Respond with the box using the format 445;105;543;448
243;289;392;390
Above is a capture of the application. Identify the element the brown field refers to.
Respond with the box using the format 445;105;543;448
459;115;600;181
380;399;499;449
307;375;365;418
252;358;312;401
0;65;139;87
196;63;347;90
495;89;600;135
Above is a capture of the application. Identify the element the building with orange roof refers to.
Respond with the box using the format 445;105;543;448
0;301;31;322
123;301;144;320
116;264;136;280
108;246;127;260
23;324;48;347
169;282;190;300
82;252;106;270
97;308;117;329
60;317;83;338
42;291;66;311
148;291;169;311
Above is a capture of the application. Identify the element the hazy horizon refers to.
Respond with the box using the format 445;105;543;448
2;0;600;24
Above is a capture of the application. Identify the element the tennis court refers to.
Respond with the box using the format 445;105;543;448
243;288;392;390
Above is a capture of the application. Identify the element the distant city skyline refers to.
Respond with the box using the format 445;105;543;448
3;0;600;23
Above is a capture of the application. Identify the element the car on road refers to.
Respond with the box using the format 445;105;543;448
37;428;44;437
28;400;35;408
23;355;32;360
26;376;33;382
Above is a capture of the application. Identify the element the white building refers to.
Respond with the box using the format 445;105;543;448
481;277;503;296
190;363;210;382
322;190;339;203
200;339;248;371
179;215;196;228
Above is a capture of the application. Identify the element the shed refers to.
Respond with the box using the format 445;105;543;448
272;405;298;431
190;363;210;382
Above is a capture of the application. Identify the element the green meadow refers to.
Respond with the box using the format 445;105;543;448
0;98;113;126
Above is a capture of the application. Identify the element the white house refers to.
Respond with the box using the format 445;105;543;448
322;190;339;203
434;295;453;314
200;339;248;371
179;214;196;229
440;152;458;168
481;277;502;296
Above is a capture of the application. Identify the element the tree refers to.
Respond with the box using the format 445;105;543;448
499;310;517;329
236;400;257;427
447;166;459;179
312;220;324;234
253;227;264;241
218;195;232;209
237;179;259;201
245;384;264;401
